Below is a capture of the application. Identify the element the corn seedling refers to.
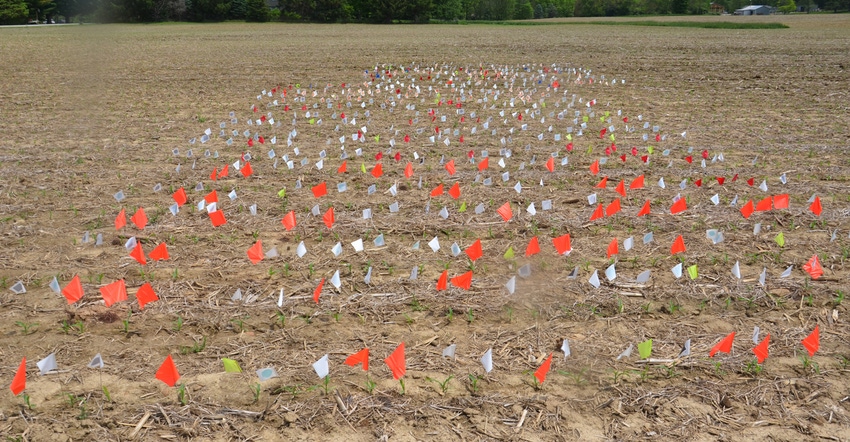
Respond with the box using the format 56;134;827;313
177;384;188;405
799;355;820;375
364;376;376;394
172;315;184;332
15;321;37;335
426;375;453;395
250;383;261;403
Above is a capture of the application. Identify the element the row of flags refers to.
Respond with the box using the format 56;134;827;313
10;325;821;396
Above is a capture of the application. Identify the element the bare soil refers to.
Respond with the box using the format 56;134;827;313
1;15;850;441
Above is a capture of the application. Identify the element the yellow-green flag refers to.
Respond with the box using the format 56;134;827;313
775;232;785;247
222;358;242;373
458;202;467;213
638;339;653;359
360;163;366;173
277;188;286;198
687;264;698;280
503;246;515;260
647;146;654;154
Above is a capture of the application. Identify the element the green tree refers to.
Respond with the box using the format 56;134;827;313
244;0;266;20
777;0;795;12
0;0;28;23
514;0;532;17
433;0;463;19
671;0;686;12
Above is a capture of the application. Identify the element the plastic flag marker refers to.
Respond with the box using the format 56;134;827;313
62;275;84;304
100;279;127;307
709;332;735;357
88;353;104;369
801;325;819;357
617;344;633;360
312;354;330;379
638;339;653;359
385;342;406;380
803;254;823;279
155;355;180;387
37;353;57;375
345;348;369;371
223;358;242;373
247;240;264;264
136;282;159;309
534;353;553;385
753;334;770;364
10;357;26;396
481;349;493;373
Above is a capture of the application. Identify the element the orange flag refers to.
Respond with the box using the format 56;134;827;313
155;355;180;387
149;243;169;261
803;254;823;279
671;235;686;255
430;183;444;197
753;334;770;364
553;234;572;255
448;182;461;200
614;180;626;197
240;161;253;177
629;175;645;190
589;204;604;221
247;240;264;264
740;200;755;219
478;157;489;171
436;270;448;291
497;202;512;222
670;198;687;215
545;156;554;172
589;159;599;175
130;207;148;229
801;325;819;357
210;167;218;181
755;196;772;212
100;279;128;307
281;211;297;231
773;194;789;210
384;342;406;380
218;164;229;179
345;348;369;371
595;176;608;189
209;209;226;227
445;159;456;176
337;161;347;174
607;238;619;258
205;190;218;204
172;188;187;206
313;278;325;303
130;242;147;265
809;196;822;216
371;163;383;178
312;182;328;198
136;282;159;309
636;200;651;217
525;236;540;257
451;271;473;290
534;353;553;385
605;199;621;217
115;208;126;230
10;357;26;396
323;207;335;229
465;239;483;261
709;332;735;357
404;162;414;178
62;275;84;304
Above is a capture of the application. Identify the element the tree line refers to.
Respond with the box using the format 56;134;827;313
1;0;847;25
